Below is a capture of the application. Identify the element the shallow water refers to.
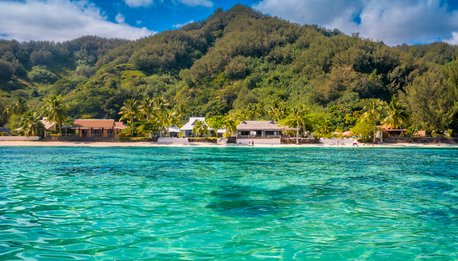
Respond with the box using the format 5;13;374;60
0;147;457;260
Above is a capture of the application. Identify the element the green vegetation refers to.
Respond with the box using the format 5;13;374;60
0;5;457;140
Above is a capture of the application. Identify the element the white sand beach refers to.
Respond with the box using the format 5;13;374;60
0;141;456;148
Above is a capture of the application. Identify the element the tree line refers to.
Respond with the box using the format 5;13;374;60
0;5;457;139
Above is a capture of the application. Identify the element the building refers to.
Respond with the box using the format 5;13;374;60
236;121;284;138
236;120;296;144
72;119;127;139
376;125;407;139
216;129;226;138
40;117;58;137
167;125;180;137
179;117;207;137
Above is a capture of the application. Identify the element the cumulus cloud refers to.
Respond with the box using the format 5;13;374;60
115;13;126;24
180;0;213;8
254;0;458;46
0;0;154;41
124;0;153;8
447;32;458;45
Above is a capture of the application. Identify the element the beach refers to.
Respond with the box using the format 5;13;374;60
0;140;456;148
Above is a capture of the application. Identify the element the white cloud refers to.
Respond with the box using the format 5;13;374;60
254;0;458;46
180;0;213;8
173;20;194;28
0;0;154;41
124;0;153;8
115;13;125;24
446;32;458;45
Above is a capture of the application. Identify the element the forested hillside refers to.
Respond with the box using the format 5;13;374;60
1;5;457;138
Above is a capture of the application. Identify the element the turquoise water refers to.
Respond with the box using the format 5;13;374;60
0;147;457;260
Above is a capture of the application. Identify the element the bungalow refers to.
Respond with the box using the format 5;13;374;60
72;119;127;139
167;125;180;137
40;117;57;137
216;129;226;138
236;120;296;144
376;125;407;139
179;117;207;137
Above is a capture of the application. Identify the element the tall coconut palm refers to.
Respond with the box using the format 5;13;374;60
361;99;387;143
139;97;156;121
153;96;170;112
224;118;238;137
19;112;44;136
119;99;138;136
383;97;409;129
282;106;309;144
267;99;286;122
43;95;67;135
159;109;179;137
193;120;208;137
5;98;28;117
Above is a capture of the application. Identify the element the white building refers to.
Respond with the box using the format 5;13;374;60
179;117;206;137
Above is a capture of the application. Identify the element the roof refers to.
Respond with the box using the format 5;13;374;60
180;117;206;131
40;117;56;131
237;121;292;131
115;121;127;129
72;119;115;129
217;129;226;134
168;125;180;133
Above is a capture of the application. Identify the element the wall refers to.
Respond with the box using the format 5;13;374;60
0;136;40;141
157;137;189;145
236;138;281;145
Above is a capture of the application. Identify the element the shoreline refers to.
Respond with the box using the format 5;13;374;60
0;141;457;148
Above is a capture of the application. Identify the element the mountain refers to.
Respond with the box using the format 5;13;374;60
1;5;457;134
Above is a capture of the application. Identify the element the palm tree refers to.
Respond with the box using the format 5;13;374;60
139;97;156;121
267;99;286;122
383;97;409;129
361;99;387;143
224;118;238;137
19;112;44;136
282;106;309;144
5;98;28;117
43;95;67;135
192;120;208;137
159;109;179;137
119;99;138;136
153;96;170;112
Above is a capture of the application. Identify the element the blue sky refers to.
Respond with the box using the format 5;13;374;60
0;0;457;46
96;0;259;32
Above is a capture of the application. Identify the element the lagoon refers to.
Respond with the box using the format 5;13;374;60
0;147;457;259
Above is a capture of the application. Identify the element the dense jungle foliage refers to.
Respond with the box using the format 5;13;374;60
1;5;457;138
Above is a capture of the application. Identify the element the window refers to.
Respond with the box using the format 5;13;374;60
93;129;102;137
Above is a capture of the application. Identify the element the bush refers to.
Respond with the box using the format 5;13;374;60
188;137;217;143
28;66;58;84
119;136;153;142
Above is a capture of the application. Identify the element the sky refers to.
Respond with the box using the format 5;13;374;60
0;0;457;46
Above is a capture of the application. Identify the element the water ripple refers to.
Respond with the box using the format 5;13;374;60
0;147;457;259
